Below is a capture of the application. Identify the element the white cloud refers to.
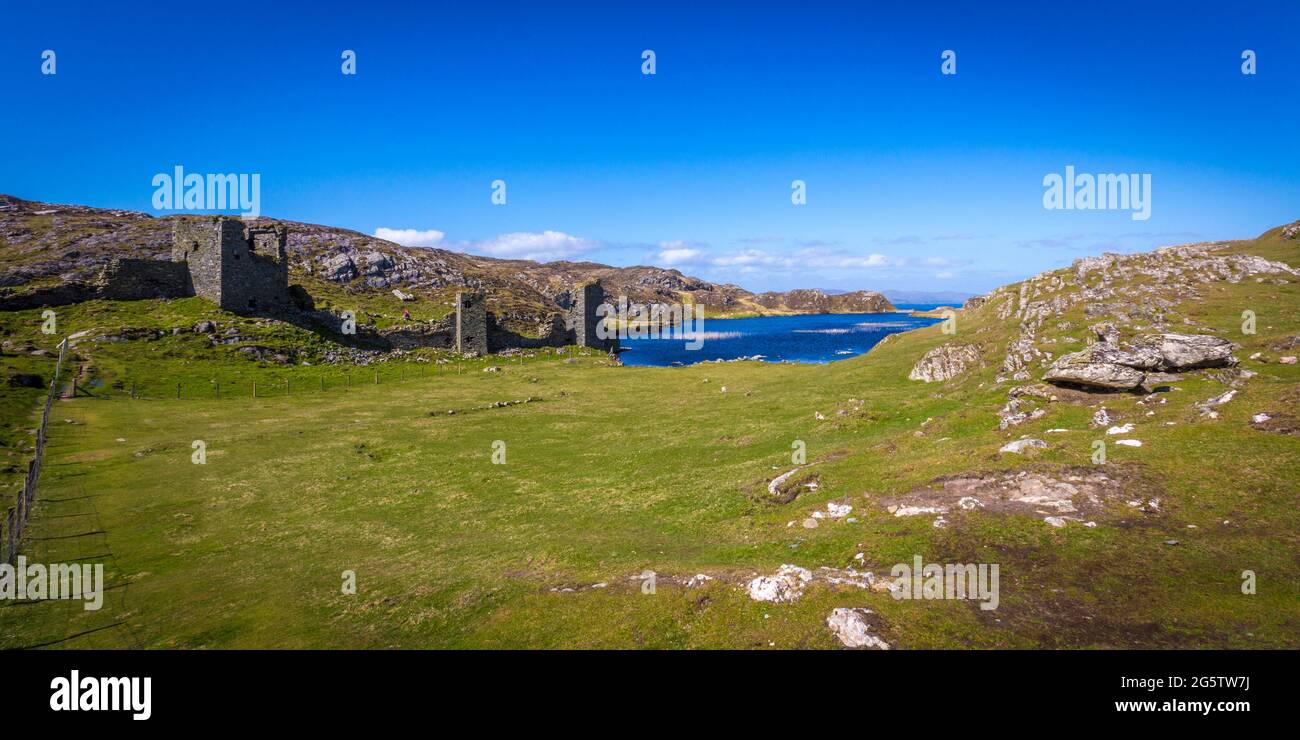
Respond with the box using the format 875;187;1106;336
704;248;892;270
373;227;597;262
470;230;596;262
655;240;705;266
373;227;446;247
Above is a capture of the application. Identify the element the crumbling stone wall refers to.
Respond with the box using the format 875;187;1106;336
171;217;292;313
454;292;488;355
95;258;190;301
489;313;570;351
380;314;455;351
570;281;618;352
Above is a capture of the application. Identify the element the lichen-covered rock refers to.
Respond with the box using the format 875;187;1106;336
1126;333;1235;370
745;564;813;603
1090;321;1120;344
1044;332;1234;390
999;438;1049;454
908;342;983;382
826;608;890;649
1044;360;1145;390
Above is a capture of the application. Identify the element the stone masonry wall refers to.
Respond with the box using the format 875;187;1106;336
454;291;488;355
172;217;292;313
95;258;190;301
571;281;618;352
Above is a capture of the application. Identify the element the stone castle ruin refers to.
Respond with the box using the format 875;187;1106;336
172;218;292;313
1;216;618;356
443;282;619;355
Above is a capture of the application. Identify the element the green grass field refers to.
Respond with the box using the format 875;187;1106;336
1;234;1297;649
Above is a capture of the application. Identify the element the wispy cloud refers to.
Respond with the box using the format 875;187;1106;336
670;247;894;272
373;227;446;247
1015;231;1202;250
471;231;596;261
375;227;598;262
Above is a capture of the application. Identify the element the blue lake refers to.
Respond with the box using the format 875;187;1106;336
617;305;945;367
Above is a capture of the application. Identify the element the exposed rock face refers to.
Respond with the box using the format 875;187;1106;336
1044;359;1147;390
1044;332;1235;390
1282;222;1300;240
878;467;1148;529
0;195;895;326
1127;333;1235;370
753;288;894;313
908;342;983;382
967;239;1296;385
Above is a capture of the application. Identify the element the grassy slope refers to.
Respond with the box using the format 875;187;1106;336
0;232;1296;649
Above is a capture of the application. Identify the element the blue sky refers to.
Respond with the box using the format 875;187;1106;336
2;1;1297;294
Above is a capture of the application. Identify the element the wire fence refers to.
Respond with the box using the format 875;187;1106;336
3;336;69;565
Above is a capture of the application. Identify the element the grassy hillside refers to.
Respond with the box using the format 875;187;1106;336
0;195;893;328
0;227;1296;649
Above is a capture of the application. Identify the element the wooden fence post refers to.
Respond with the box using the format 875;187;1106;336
253;381;257;398
4;507;14;565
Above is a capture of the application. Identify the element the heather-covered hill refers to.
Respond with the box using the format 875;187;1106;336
0;195;894;324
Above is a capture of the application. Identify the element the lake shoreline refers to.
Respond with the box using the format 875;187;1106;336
616;309;945;367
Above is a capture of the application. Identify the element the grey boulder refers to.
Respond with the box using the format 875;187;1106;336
1044;359;1146;390
1127;333;1235;371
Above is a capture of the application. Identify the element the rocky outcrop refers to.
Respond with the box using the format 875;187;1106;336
0;195;893;325
1127;333;1235;370
908;342;983;382
745;564;813;603
1044;332;1235;391
1044;360;1145;390
754;288;894;313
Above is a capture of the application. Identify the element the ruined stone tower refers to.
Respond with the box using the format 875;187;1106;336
572;281;618;352
171;217;289;313
454;291;488;355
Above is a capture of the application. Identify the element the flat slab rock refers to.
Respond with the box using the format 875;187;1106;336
879;467;1151;528
1000;438;1048;454
1044;332;1235;391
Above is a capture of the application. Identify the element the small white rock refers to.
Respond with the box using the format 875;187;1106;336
826;607;890;649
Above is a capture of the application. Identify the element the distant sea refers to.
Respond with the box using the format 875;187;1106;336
618;306;944;367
